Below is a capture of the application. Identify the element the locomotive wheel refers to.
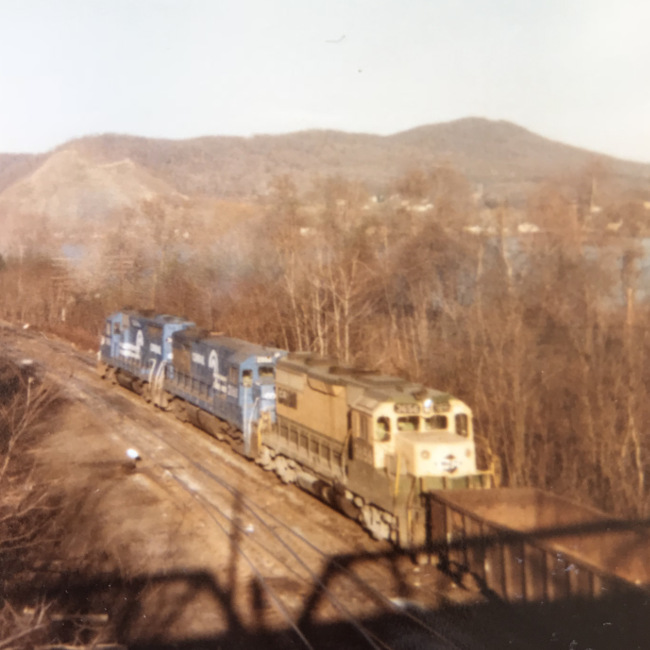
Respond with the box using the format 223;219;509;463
100;365;117;385
332;484;360;520
360;504;391;541
275;456;297;484
256;445;274;470
156;391;174;411
170;399;189;423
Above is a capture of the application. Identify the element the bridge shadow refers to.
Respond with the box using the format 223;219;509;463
296;525;650;649
7;492;650;649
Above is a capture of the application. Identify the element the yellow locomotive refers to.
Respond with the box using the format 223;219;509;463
257;353;492;546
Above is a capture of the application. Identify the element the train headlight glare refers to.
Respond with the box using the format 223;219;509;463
420;450;431;460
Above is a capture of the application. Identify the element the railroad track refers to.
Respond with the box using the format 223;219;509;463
2;322;548;649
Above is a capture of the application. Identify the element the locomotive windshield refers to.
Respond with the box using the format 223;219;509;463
397;416;419;431
259;366;275;378
395;415;450;432
423;415;448;431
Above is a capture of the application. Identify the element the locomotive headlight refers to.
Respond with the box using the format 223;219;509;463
420;450;431;460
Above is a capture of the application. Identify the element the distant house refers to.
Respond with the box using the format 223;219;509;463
605;221;623;233
413;203;434;213
517;223;540;234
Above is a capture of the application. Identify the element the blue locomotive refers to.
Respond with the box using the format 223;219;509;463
98;310;286;455
168;328;286;455
99;310;194;400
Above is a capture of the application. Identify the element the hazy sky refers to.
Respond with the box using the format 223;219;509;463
1;0;648;161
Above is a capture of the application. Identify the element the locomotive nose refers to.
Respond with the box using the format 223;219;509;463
441;454;458;474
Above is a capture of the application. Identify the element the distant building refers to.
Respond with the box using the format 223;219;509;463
605;221;623;233
517;223;541;234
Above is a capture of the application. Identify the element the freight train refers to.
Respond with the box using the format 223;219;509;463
98;309;492;547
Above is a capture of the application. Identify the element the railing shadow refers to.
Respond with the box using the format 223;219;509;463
8;488;650;649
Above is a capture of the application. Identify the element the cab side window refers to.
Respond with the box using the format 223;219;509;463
375;417;391;442
455;413;469;437
397;416;418;432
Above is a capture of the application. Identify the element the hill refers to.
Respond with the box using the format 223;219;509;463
50;117;650;199
0;153;46;192
0;117;649;254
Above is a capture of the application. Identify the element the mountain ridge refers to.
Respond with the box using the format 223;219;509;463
40;117;649;196
0;117;648;253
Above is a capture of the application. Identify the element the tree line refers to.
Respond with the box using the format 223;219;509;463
0;166;648;518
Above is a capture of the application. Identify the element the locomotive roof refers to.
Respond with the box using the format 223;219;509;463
354;379;452;405
173;329;285;364
278;353;453;403
113;310;194;327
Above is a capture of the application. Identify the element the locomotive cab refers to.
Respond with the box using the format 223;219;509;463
348;402;397;470
392;398;478;481
255;364;278;419
347;384;477;479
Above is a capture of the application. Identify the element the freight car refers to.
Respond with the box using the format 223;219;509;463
421;489;650;646
424;487;650;600
98;309;492;547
